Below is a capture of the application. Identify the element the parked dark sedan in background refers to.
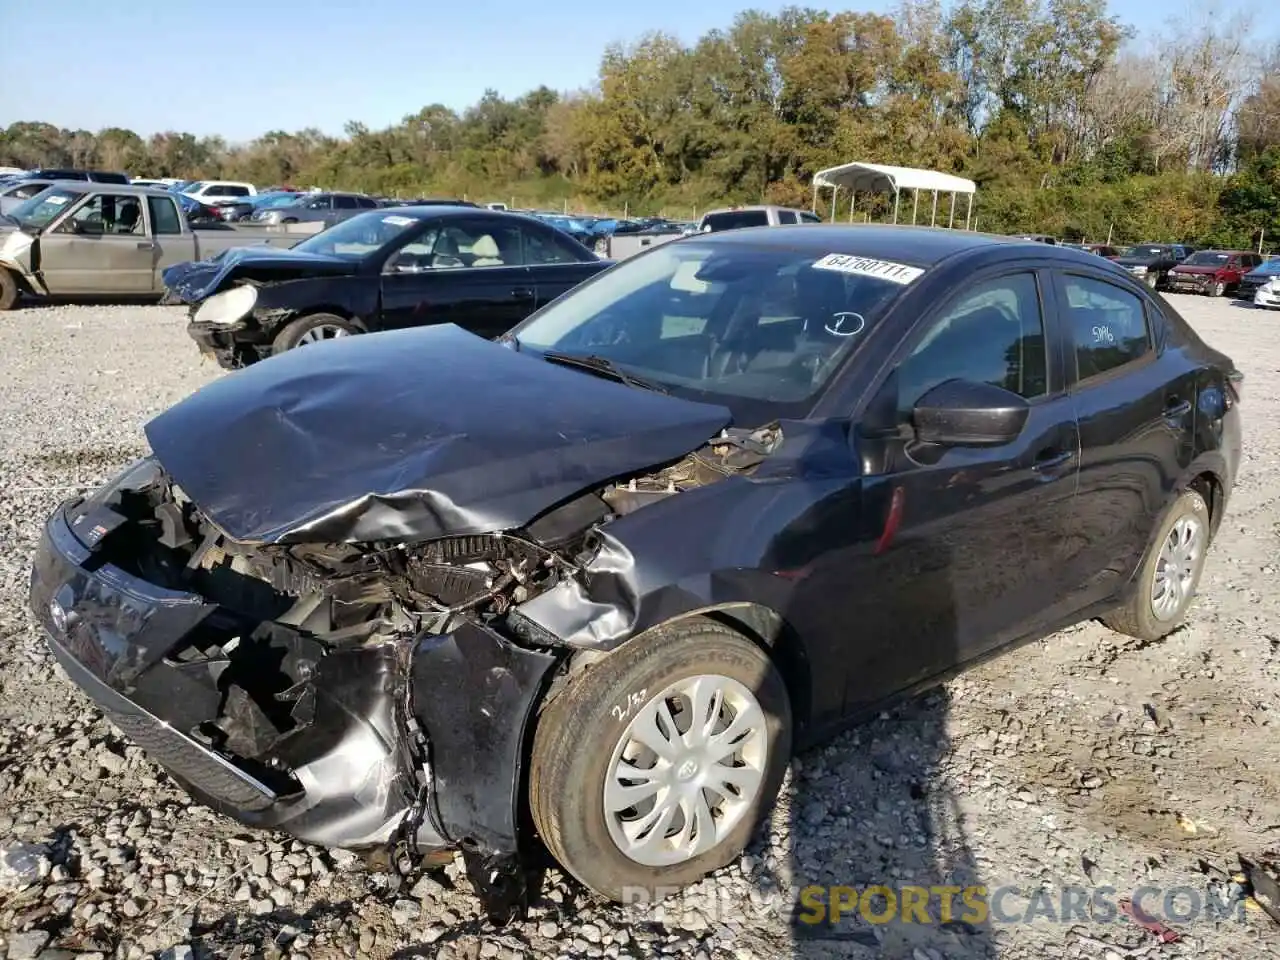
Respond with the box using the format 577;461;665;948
216;190;303;222
248;191;380;227
1237;256;1280;304
1165;249;1265;296
1115;242;1194;288
31;225;1241;919
164;206;613;367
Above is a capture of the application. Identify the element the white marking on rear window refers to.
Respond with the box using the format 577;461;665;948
812;253;924;284
382;215;417;226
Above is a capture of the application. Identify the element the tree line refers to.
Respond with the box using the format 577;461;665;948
2;1;1277;247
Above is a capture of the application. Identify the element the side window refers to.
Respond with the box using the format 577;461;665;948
800;211;823;224
308;196;331;210
226;185;250;197
777;210;798;224
383;226;442;273
523;227;584;265
356;197;378;208
334;195;359;209
1062;275;1150;381
148;197;182;235
897;272;1048;411
59;194;145;235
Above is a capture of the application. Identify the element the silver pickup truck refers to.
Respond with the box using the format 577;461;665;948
0;182;314;310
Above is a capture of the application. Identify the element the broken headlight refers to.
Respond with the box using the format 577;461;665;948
194;284;258;325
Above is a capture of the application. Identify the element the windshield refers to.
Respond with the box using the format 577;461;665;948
256;193;299;209
1182;251;1230;266
9;187;85;230
1122;245;1172;258
291;210;425;260
509;242;914;419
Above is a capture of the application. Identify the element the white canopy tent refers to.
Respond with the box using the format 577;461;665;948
811;162;977;229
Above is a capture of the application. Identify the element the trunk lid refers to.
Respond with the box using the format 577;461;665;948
144;325;732;545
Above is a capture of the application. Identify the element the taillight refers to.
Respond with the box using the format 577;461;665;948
1227;369;1244;405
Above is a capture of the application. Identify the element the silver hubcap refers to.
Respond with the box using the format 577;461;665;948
1151;515;1203;620
604;675;767;867
296;324;350;345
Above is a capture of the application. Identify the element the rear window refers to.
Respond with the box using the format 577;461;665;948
702;210;770;232
148;196;183;235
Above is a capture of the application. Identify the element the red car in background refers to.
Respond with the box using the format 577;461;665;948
1166;249;1266;296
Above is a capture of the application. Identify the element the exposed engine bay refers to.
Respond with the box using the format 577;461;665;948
49;423;780;918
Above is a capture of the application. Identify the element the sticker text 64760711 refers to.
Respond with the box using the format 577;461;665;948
812;253;925;285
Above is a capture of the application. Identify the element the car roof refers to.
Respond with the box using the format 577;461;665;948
377;205;548;221
685;223;1061;267
36;180;179;197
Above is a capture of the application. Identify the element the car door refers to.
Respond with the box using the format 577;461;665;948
147;195;196;290
1051;270;1197;611
379;217;534;338
37;192;154;293
834;268;1083;711
521;222;603;308
332;194;361;225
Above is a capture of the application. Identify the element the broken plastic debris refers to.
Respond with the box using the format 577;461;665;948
1118;897;1182;943
0;843;51;892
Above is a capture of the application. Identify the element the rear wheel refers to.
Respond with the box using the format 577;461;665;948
271;313;361;354
529;618;791;901
1102;489;1210;642
0;268;19;311
1145;272;1159;289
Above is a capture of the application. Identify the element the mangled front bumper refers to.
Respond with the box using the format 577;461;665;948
28;499;557;869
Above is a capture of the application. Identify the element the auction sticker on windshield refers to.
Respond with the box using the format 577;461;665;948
812;253;924;285
46;196;69;205
382;215;418;227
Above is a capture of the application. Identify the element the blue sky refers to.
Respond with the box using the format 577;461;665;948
0;0;1269;143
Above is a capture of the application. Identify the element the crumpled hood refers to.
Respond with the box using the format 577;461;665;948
1170;265;1223;276
162;245;355;304
144;324;732;545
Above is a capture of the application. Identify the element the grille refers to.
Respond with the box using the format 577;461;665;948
101;706;277;812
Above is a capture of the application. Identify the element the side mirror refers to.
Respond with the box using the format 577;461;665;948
912;379;1030;446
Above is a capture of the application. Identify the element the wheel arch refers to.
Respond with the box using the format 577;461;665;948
569;602;815;738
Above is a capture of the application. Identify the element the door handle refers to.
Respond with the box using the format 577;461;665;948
1032;448;1074;473
510;287;534;300
136;241;155;250
1164;398;1192;419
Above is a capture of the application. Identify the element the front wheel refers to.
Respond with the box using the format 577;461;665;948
1145;272;1159;289
529;618;791;901
1102;488;1210;642
271;313;362;354
0;268;19;311
1211;281;1226;297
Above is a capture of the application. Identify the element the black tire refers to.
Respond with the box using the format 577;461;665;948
0;268;19;311
271;313;362;354
529;617;792;902
1145;272;1159;289
1102;488;1210;642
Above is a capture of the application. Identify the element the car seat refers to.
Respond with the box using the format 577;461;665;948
470;235;504;266
117;202;141;234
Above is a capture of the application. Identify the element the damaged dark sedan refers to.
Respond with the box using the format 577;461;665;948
163;206;611;369
31;226;1242;918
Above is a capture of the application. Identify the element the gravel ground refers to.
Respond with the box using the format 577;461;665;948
0;297;1277;960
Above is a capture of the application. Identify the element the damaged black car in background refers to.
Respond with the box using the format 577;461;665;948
162;205;611;369
31;226;1241;919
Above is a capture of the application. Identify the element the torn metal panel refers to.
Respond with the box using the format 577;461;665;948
144;324;732;545
410;620;558;852
162;245;357;304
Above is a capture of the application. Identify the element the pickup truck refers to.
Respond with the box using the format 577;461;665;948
0;182;311;310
